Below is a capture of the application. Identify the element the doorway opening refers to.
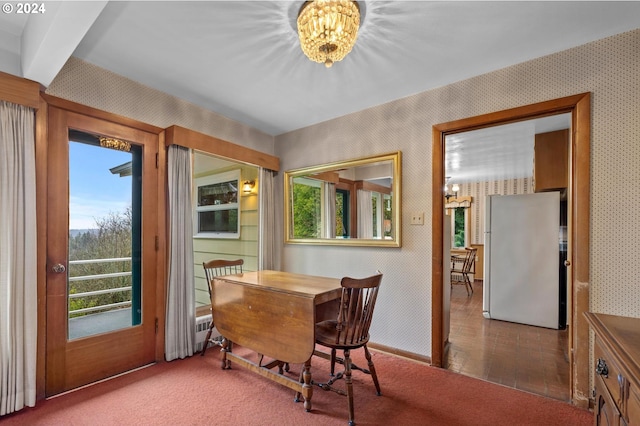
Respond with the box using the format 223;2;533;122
431;93;591;408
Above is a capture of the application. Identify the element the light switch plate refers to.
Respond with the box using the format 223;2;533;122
410;212;424;225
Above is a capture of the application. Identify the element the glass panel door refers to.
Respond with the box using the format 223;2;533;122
46;107;158;397
67;132;142;339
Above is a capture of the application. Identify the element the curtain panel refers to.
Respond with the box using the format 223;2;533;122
165;145;195;361
357;189;373;239
259;168;279;270
322;182;336;239
0;101;37;415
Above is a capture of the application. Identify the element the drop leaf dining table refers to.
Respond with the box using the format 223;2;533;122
211;270;342;411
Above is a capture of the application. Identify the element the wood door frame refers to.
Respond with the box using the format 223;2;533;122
431;93;591;408
36;94;167;398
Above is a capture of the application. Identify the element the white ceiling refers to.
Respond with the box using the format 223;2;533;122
2;1;639;181
445;113;571;184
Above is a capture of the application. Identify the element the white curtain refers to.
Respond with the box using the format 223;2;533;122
259;168;279;270
0;101;37;415
165;145;195;361
322;182;336;238
357;189;373;239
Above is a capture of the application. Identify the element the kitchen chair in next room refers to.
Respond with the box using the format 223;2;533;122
451;247;477;296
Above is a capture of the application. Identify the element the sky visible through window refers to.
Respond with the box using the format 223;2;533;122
69;142;132;230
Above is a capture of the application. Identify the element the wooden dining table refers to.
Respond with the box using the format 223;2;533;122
211;270;343;411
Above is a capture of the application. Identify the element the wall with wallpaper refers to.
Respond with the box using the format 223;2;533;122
46;29;640;359
275;28;640;357
46;57;275;155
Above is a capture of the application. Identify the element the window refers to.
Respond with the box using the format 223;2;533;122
193;169;241;239
291;177;322;238
451;207;469;248
383;194;392;238
336;188;349;237
371;192;393;239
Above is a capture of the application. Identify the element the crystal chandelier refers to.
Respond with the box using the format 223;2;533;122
297;0;360;68
99;136;131;152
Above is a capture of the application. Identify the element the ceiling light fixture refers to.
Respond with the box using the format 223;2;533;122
297;0;360;68
99;136;131;152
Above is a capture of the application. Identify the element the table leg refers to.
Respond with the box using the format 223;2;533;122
220;337;231;370
302;358;313;411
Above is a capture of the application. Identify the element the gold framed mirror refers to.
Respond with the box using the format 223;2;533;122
284;151;401;247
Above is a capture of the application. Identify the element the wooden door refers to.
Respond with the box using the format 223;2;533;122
45;106;159;396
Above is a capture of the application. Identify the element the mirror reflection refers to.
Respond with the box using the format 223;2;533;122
284;151;401;247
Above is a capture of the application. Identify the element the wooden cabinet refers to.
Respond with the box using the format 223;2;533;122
533;129;569;192
470;244;484;280
585;313;640;426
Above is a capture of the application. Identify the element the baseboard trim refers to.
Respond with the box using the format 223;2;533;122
368;342;431;365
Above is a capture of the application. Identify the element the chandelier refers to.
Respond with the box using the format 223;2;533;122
297;0;360;68
99;136;131;152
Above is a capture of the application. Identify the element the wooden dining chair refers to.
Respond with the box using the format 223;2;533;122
200;259;243;356
302;272;383;426
451;247;477;296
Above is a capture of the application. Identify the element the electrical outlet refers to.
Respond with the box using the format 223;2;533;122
410;212;424;225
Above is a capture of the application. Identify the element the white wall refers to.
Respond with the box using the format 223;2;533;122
275;29;640;358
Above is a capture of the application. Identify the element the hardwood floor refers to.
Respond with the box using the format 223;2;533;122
446;279;570;401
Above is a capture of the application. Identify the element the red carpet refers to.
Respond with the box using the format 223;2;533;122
1;348;591;425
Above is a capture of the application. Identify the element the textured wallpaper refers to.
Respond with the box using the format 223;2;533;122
46;57;275;156
276;28;640;356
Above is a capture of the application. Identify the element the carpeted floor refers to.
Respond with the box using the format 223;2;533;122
1;348;592;425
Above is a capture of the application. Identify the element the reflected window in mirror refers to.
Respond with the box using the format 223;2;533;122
291;176;322;238
284;151;401;247
336;188;350;237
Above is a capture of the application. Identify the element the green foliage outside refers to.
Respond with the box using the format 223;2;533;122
336;193;345;237
292;182;321;238
454;207;465;247
383;195;392;238
68;208;133;317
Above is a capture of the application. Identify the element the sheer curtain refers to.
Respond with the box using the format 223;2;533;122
357;189;373;239
322;182;336;238
259;168;279;270
0;101;37;415
165;145;195;361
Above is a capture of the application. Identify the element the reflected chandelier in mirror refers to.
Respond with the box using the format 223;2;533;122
284;151;401;247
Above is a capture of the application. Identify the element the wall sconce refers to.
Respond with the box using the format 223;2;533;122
444;177;459;202
243;180;255;194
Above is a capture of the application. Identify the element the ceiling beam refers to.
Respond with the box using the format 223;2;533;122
21;1;107;87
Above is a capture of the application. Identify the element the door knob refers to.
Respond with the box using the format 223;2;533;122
564;260;571;267
52;263;66;273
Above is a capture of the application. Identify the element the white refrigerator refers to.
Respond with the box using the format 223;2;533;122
482;192;560;329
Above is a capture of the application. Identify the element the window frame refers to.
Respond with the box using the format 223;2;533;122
193;169;241;239
450;206;470;248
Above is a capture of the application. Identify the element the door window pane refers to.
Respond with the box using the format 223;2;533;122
67;133;141;339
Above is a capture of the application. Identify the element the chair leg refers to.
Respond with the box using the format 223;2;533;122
462;273;472;296
200;321;215;356
364;345;381;396
330;348;337;376
343;349;355;426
